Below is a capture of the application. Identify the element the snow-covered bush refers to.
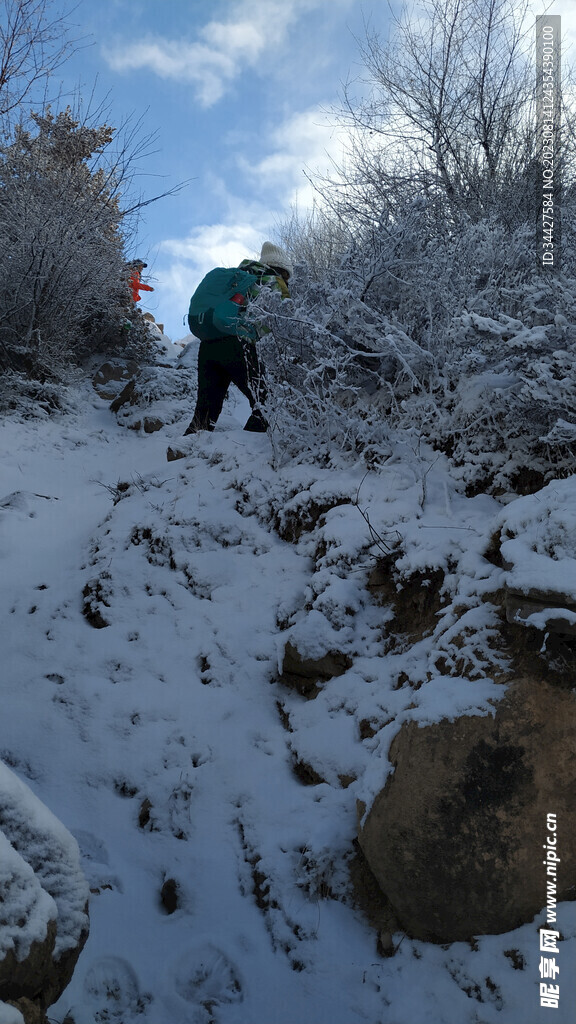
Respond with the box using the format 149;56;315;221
256;199;576;490
429;286;576;492
253;204;443;464
0;369;79;418
255;0;576;491
0;107;154;384
258;202;557;466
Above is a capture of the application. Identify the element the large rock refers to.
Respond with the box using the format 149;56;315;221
278;610;353;697
92;359;138;400
357;675;576;942
0;762;89;1019
279;640;352;697
505;587;576;636
495;475;576;638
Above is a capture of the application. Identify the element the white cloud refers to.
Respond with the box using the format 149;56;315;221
239;107;351;208
105;1;307;106
106;40;233;105
161;220;264;269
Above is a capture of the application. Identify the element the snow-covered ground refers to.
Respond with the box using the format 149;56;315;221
1;356;574;1024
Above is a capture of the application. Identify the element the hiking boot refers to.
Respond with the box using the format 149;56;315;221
243;409;268;432
184;423;214;435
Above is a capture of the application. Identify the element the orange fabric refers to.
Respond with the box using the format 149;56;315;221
129;270;154;302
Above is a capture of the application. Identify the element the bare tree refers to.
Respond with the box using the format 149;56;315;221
336;0;555;226
264;0;576;472
0;0;76;116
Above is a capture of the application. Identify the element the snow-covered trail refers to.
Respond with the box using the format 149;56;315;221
1;383;574;1024
0;393;379;1023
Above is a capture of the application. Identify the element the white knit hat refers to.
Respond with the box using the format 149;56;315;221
259;241;293;278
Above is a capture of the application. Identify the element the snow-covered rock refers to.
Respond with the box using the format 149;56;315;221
92;359;139;401
358;674;576;942
279;609;353;696
0;762;89;1020
493;476;576;635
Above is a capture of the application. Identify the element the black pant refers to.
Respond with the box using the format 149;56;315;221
188;335;266;431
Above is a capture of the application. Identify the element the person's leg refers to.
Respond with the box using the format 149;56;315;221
226;339;269;431
185;339;231;433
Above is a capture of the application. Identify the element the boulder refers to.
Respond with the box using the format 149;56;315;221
279;640;352;697
108;378;167;432
92;360;138;400
128;415;165;434
0;762;89;1018
505;588;576;637
109;377;137;412
357;675;576;942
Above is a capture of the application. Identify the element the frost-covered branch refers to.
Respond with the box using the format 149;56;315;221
0;0;77;116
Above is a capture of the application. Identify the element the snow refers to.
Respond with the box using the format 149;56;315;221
0;1004;24;1024
497;476;576;601
0;828;56;960
0;365;574;1024
0;760;88;959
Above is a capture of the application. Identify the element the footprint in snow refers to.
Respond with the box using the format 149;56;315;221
72;830;123;893
73;830;109;865
83;956;151;1021
168;944;243;1017
162;729;213;771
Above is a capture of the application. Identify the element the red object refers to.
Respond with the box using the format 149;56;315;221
129;270;154;303
230;293;246;305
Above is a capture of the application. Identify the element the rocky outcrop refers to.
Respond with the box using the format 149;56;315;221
357;675;576;943
505;588;576;636
493;475;576;638
92;359;138;400
279;640;352;697
108;368;183;433
108;377;137;412
0;762;90;1022
367;560;446;640
108;379;165;432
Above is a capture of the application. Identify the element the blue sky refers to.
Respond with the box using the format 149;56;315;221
52;0;574;341
53;0;395;340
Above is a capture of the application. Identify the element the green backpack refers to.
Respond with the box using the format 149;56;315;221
187;267;261;342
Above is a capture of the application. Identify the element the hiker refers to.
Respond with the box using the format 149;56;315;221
184;241;293;434
128;260;154;304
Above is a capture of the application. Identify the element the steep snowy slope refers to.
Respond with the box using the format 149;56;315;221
0;373;574;1024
